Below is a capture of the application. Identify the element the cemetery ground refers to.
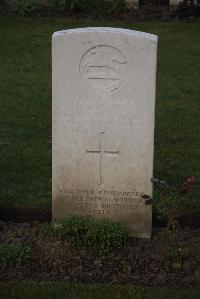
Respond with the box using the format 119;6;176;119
0;16;200;297
1;282;200;299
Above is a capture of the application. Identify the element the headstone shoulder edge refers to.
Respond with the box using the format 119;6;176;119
52;27;158;44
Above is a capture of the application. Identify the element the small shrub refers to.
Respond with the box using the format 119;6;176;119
154;186;199;230
5;0;37;16
157;222;190;272
154;189;181;230
0;242;31;268
168;241;189;271
41;215;130;255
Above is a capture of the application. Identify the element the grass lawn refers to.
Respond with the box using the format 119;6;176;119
0;17;200;209
0;282;200;299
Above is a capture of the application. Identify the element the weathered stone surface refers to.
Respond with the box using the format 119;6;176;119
52;27;158;238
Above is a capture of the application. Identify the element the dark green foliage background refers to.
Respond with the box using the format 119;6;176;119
0;18;199;211
51;0;126;16
175;0;200;19
3;0;200;18
4;0;126;17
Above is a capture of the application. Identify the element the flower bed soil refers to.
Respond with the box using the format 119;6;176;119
1;221;200;287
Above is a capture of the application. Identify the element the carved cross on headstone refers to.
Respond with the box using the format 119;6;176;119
86;132;119;186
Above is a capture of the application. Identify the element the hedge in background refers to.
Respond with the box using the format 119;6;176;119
52;0;126;16
4;0;126;17
5;0;37;16
175;0;200;19
3;0;200;18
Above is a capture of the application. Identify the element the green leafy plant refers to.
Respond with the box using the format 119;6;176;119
168;241;189;271
154;189;181;230
5;0;37;16
153;176;199;230
157;224;190;272
41;215;130;255
0;242;31;268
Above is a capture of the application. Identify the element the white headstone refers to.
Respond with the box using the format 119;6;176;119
125;0;139;9
52;27;158;238
170;0;181;6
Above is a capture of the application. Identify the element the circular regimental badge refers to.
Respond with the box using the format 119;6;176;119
80;45;128;93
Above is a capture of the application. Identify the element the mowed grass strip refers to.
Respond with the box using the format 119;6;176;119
0;17;199;208
0;282;200;299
